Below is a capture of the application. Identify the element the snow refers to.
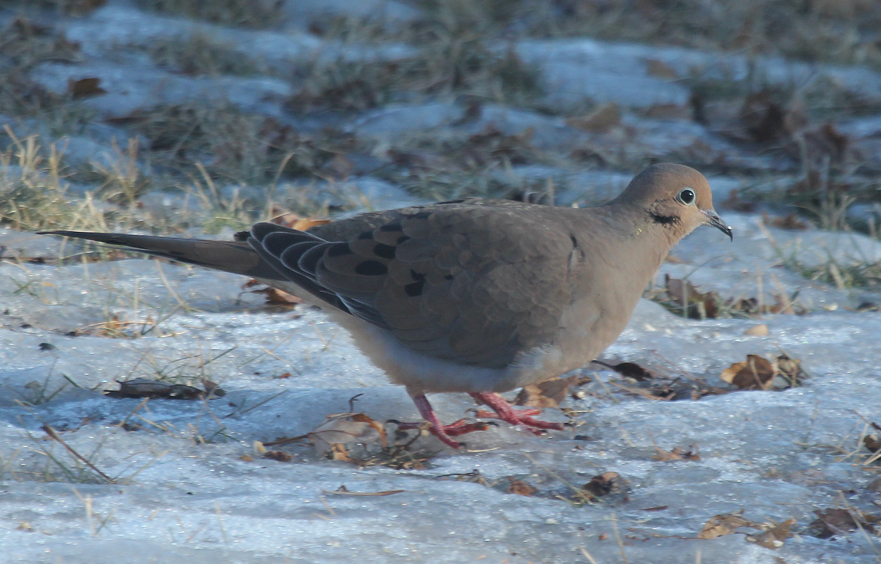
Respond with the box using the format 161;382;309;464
2;223;881;563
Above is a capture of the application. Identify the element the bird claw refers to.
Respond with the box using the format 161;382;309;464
470;392;566;433
391;418;494;449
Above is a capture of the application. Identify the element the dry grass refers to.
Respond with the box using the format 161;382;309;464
417;0;881;69
0;16;96;133
120;104;362;184
0;130;106;231
288;39;541;113
0;0;106;16
134;0;284;29
146;32;267;77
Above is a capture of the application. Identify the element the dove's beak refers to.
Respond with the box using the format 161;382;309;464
703;209;733;241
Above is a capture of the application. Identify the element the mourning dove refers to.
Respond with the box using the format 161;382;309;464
42;163;731;448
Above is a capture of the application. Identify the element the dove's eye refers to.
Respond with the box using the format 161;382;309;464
677;188;696;205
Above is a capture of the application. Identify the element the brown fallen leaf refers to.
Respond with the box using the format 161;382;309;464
104;378;224;400
747;518;796;549
580;472;629;501
322;488;405;496
664;274;719;319
644;58;678;79
566;103;621;133
643;104;690;120
744;324;769;337
864;435;881;453
606;361;655;381
774;354;805;386
507;479;538;497
514;376;576;408
739;90;790;144
68;77;106;99
329;443;354;463
653;444;700;462
698;510;753;539
308;412;387;456
319;153;355;180
765;212;808;231
263;450;293;462
242;280;303;306
720;355;776;390
807;508;876;538
267;207;331;231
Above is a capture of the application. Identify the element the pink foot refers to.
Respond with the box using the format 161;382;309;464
396;394;490;449
469;392;565;433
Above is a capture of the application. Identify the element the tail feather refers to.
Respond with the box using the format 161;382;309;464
40;230;285;283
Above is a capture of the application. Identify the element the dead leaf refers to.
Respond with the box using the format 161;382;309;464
653;444;700;462
321;488;404;496
740;90;788;143
104;378;223;400
566;103;621;133
864;435;881;453
698;510;753;539
643;104;690;120
267;207;331;231
580;472;629;500
319;154;355;180
744;324;769;337
507;479;537;497
807;508;875;538
67;77;106;99
329;443;354;463
201;379;225;397
747;518;796;549
765;213;808;231
644;58;678;79
242;280;303;306
773;354;805;386
664;274;719;319
308;412;387;455
514;376;575;408
720;189;756;213
608;361;655;381
263;450;292;462
720;355;776;390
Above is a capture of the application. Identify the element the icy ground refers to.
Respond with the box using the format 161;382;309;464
2;0;881;561
1;213;881;564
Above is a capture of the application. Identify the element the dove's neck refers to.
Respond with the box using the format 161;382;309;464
585;203;679;280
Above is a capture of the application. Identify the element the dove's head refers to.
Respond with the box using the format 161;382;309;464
613;163;732;241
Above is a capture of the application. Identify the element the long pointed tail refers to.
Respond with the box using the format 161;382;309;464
40;230;286;283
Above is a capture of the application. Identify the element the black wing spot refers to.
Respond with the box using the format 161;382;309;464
379;223;403;232
234;230;250;242
358;231;374;240
397;235;410;245
373;243;396;260
569;234;578;248
327;244;354;258
444;274;454;281
410;269;426;282
408;211;431;220
355;260;388;276
404;279;425;297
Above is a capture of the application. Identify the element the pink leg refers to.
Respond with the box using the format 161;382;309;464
470;392;565;432
400;393;491;449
